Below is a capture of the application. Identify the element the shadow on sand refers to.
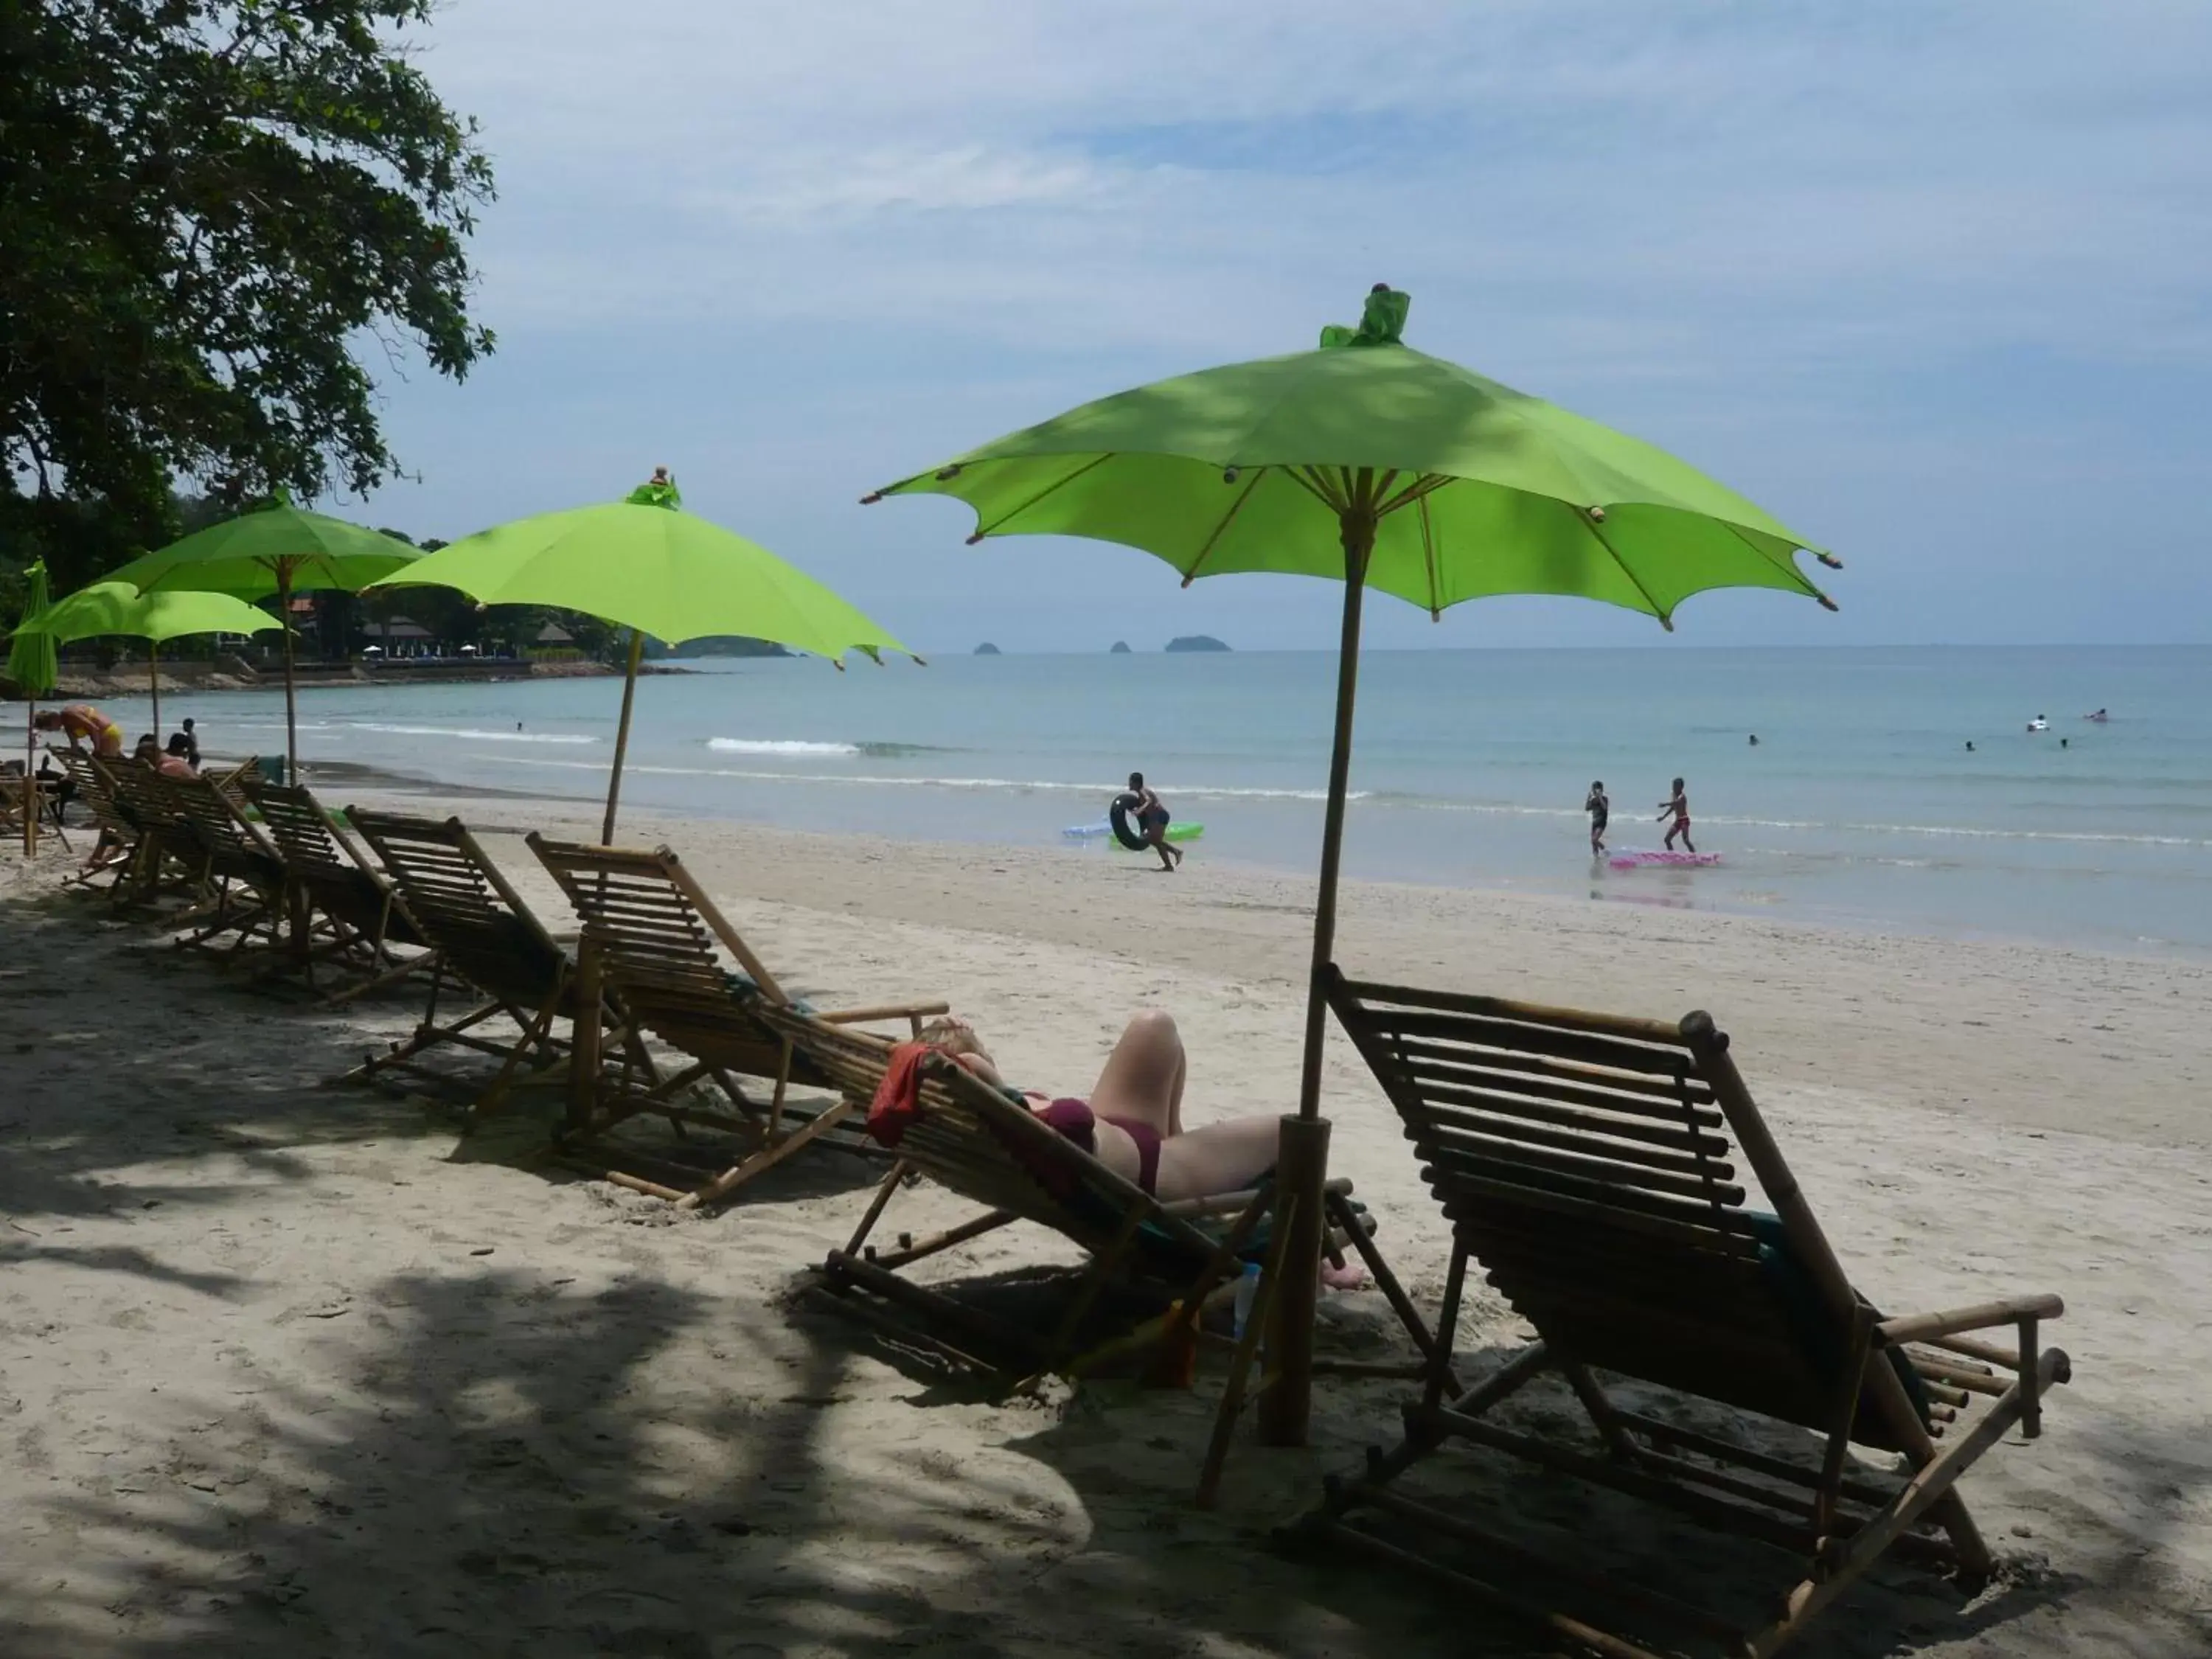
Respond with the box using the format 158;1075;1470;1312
4;877;2208;1658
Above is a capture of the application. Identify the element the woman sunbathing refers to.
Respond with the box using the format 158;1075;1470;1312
913;1008;1307;1203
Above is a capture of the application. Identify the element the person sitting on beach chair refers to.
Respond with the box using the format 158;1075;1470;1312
157;734;199;779
918;1011;1278;1203
917;1012;1357;1287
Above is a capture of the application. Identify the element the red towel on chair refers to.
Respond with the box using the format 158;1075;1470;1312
868;1042;931;1147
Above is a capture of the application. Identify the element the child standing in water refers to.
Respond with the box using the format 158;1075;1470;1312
1126;771;1182;872
1584;781;1609;856
1658;776;1694;853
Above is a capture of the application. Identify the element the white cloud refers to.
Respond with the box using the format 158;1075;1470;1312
353;0;2212;647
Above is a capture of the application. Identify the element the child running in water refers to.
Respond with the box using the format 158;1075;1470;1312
1584;781;1609;855
1658;776;1694;853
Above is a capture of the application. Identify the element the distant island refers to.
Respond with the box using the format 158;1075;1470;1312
652;636;793;660
973;642;1001;655
1164;635;1230;653
1109;640;1133;654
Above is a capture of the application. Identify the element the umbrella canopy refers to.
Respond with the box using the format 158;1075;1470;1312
381;478;911;654
25;582;280;646
380;473;912;840
866;286;1838;1444
103;504;424;598
7;560;58;855
19;582;279;737
103;504;425;784
871;287;1836;625
5;560;58;696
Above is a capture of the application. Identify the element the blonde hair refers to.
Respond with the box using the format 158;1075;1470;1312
919;1016;991;1064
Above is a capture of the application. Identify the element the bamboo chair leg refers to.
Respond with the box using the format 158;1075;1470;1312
475;981;566;1119
841;1161;909;1258
1038;1200;1155;1377
1054;1189;1273;1388
1424;1241;1472;1413
865;1208;1020;1270
1557;1354;1641;1463
1813;1310;1875;1540
674;1096;858;1211
1753;1352;2061;1657
1324;1188;1461;1396
1195;1193;1301;1509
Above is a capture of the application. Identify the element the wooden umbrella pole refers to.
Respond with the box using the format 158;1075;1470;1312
278;562;299;785
21;700;34;858
149;639;161;740
599;628;647;845
1259;495;1375;1448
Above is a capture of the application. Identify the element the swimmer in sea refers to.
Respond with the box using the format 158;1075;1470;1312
1658;776;1694;854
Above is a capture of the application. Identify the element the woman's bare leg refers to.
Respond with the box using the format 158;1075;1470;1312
1150;1118;1279;1204
1087;1009;1185;1136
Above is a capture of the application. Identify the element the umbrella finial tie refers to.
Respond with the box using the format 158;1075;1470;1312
936;465;964;481
964;532;985;546
1222;467;1239;484
1587;505;1607;523
1815;552;1843;569
1818;594;1840;612
859;490;884;505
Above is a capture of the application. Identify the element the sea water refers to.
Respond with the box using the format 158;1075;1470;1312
100;645;2212;956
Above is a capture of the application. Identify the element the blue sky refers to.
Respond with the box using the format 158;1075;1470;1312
355;1;2212;652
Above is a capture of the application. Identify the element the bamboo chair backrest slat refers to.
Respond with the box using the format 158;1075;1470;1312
247;782;422;942
63;751;135;839
167;774;285;887
103;759;195;840
347;809;567;1004
1326;970;1907;1442
526;836;800;1078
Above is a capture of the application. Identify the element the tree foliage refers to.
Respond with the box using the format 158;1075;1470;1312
0;0;495;590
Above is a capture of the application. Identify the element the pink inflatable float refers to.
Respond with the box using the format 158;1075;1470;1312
1608;849;1722;869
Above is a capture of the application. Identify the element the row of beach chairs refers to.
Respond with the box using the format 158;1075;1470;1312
38;748;2072;1659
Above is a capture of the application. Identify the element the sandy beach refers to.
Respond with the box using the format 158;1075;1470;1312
4;793;2209;1658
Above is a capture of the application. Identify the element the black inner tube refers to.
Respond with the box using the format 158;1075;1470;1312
1108;793;1148;851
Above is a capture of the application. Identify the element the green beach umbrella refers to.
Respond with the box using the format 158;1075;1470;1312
6;560;60;855
379;473;912;841
104;504;425;783
21;583;279;738
867;285;1839;1442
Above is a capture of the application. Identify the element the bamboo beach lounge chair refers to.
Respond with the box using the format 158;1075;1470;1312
243;779;436;1003
751;995;1453;1502
524;835;950;1208
91;754;262;912
55;749;137;890
343;808;652;1107
97;756;211;911
1293;969;2070;1659
161;771;296;958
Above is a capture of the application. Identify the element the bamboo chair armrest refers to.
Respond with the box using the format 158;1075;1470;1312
1157;1177;1353;1221
1876;1294;2065;1347
818;1000;953;1026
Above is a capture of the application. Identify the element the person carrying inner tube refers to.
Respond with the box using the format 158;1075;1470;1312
1121;771;1182;872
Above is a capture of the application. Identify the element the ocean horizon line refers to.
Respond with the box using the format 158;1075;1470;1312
870;640;2212;658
